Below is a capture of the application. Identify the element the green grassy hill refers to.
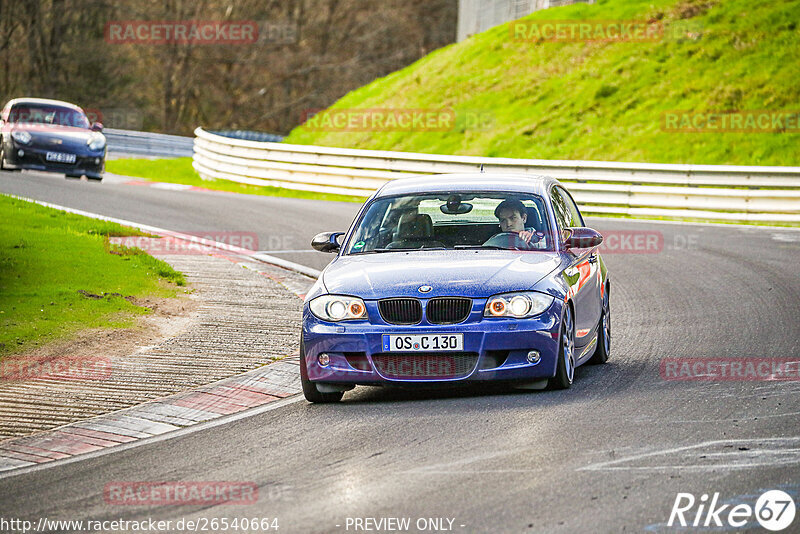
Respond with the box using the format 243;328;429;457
285;0;800;166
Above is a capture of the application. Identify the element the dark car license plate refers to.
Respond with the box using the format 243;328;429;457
46;152;76;164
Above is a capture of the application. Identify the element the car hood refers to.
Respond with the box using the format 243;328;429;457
322;250;562;299
12;124;95;149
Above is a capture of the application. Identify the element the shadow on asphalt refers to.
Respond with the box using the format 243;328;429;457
319;361;631;407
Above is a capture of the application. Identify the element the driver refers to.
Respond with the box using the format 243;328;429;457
489;198;544;248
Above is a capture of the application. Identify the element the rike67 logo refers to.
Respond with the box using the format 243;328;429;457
668;490;796;531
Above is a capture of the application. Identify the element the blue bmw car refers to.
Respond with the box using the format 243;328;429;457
302;174;610;402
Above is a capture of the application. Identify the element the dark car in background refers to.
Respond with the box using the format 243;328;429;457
0;97;106;180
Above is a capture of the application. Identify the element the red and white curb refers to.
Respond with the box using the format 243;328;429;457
0;356;302;473
1;196;320;475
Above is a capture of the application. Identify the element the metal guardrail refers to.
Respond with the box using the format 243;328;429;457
105;128;194;158
457;0;594;42
210;130;285;143
193;127;800;223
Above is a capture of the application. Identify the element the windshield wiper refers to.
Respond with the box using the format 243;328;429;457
454;245;508;250
354;247;447;254
353;248;419;254
351;248;397;254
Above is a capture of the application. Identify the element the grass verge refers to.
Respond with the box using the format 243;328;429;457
0;194;187;357
106;157;365;203
285;0;800;167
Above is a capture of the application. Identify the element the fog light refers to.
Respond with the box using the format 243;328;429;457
17;150;24;157
526;350;541;364
95;158;100;164
318;353;330;367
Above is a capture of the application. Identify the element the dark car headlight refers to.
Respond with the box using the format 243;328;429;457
87;133;106;151
309;295;368;322
484;291;553;318
11;130;31;145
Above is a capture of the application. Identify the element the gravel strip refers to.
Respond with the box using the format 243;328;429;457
0;252;315;440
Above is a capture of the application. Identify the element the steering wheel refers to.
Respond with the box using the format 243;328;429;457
482;232;532;249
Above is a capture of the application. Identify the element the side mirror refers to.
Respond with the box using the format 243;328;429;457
564;227;603;249
311;232;344;253
91;122;104;132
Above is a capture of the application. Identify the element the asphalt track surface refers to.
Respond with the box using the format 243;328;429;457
1;170;800;533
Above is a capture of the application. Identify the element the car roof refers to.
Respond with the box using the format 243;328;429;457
374;173;560;198
5;97;83;111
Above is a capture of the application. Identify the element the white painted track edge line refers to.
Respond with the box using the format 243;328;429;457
5;194;322;278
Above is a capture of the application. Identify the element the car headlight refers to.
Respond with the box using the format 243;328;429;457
309;295;368;322
484;291;553;318
87;133;106;151
11;130;31;145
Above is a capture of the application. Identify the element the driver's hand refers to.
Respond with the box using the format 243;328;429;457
518;230;535;243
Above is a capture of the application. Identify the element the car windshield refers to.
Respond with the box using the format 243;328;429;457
346;192;553;254
8;104;90;128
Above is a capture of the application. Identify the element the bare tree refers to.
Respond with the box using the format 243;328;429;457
0;0;457;134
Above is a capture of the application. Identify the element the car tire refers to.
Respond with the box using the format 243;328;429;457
65;174;82;179
300;338;344;403
549;304;575;390
588;286;610;365
0;141;14;171
88;175;103;182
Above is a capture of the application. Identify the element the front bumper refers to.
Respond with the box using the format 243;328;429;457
3;139;105;178
302;298;563;385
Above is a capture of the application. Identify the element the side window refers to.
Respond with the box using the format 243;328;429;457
557;186;584;227
551;187;572;231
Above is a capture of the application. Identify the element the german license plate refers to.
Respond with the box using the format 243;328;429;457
383;334;463;352
46;151;76;164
